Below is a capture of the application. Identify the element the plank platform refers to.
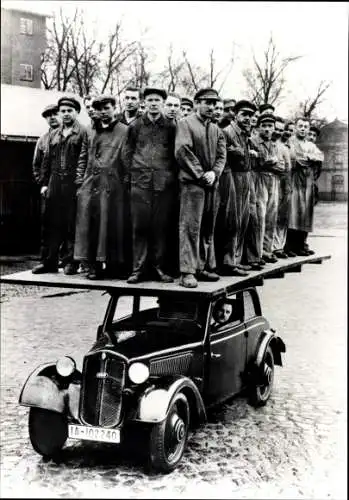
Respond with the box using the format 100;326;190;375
0;254;331;299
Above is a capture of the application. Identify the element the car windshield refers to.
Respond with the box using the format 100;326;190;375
109;294;206;345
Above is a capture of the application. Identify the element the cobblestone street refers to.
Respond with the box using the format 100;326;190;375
0;203;347;499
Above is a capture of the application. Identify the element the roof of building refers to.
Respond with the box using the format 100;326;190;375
318;118;348;146
1;84;90;142
1;1;51;17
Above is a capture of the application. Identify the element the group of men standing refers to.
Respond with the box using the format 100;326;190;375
31;86;324;288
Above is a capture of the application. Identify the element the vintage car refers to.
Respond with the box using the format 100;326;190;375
1;254;330;472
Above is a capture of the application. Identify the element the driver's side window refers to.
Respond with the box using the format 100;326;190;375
210;294;243;333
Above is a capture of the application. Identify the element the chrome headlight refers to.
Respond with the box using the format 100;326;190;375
56;356;76;377
128;363;149;384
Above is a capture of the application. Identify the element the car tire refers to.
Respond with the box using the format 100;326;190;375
29;407;68;458
149;392;190;473
249;345;275;407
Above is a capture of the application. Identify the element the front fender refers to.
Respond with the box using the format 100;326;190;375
132;376;206;426
19;362;81;420
256;329;286;367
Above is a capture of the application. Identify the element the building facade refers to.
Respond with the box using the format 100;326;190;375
317;119;348;202
1;6;46;88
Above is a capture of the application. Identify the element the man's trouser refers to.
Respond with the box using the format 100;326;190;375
179;183;220;275
243;172;260;264
40;195;49;261
45;187;77;268
215;170;236;269
254;172;279;257
273;173;291;252
131;186;174;274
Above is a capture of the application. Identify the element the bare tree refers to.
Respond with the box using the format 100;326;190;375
243;34;302;106
301;80;332;118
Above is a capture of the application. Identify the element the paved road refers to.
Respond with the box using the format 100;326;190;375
0;205;347;498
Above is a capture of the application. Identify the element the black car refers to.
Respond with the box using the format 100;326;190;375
1;254;330;472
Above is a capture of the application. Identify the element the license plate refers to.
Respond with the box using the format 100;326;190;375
68;424;120;444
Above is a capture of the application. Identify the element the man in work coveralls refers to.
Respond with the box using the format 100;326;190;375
74;95;128;280
175;87;226;289
32;96;87;275
286;117;324;256
124;87;177;284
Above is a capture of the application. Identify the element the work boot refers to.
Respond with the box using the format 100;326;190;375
249;262;264;271
274;250;288;259
179;273;198;288
220;266;248;277
87;262;103;280
259;258;267;266
197;270;220;282
154;268;174;283
262;253;278;263
285;250;297;257
32;263;58;274
63;262;78;275
127;272;144;284
236;264;252;271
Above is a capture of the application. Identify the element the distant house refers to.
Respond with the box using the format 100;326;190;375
0;84;89;255
317;119;348;202
1;5;47;88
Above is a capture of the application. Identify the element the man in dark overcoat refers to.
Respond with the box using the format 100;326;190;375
74;95;128;279
32;96;87;275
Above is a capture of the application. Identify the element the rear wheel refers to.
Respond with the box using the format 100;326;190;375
249;346;275;407
149;392;190;472
29;408;68;458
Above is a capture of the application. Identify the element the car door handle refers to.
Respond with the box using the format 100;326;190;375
211;352;221;359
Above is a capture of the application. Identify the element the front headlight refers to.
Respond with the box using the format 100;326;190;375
56;356;76;377
128;362;149;384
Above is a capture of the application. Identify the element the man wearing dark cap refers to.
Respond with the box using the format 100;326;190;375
252;113;285;263
286;117;324;256
32;104;60;265
217;99;258;276
175;87;226;288
74;95;128;279
259;103;275;115
219;98;236;129
32;95;88;275
123;87;177;284
180;97;194;119
271;116;292;259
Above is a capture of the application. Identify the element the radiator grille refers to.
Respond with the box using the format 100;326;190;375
80;352;125;428
150;353;193;376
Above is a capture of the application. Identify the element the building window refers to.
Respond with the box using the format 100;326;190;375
20;64;33;81
334;153;343;165
20;17;33;35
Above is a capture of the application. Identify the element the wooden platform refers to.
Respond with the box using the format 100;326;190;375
0;254;331;299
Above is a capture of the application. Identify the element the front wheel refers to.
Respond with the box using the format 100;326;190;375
29;407;68;458
149;392;190;473
249;346;275;407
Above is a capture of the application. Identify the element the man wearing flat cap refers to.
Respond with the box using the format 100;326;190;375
32;104;60;266
123;87;177;284
259;103;275;115
180;97;194;119
217;99;260;276
74;95;128;279
32;95;88;275
175;87;226;288
251;112;286;264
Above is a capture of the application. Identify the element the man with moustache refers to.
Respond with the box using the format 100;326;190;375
124;87;176;284
219;100;261;276
32;104;60;266
74;95;128;280
271;116;292;259
164;93;181;123
175;88;226;288
116;87;142;126
286;117;324;256
180;97;194;118
32;96;87;275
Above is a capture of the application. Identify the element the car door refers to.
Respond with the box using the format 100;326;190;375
205;292;247;405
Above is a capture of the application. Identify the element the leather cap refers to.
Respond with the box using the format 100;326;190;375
234;100;257;114
57;96;81;113
42;104;59;118
257;112;276;127
181;97;194;108
92;94;116;109
194;88;220;102
143;87;167;100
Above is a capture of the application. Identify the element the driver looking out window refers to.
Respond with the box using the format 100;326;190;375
211;299;233;330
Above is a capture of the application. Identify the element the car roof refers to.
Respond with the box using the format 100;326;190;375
0;254;331;300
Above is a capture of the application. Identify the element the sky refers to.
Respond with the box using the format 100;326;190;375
2;1;348;121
